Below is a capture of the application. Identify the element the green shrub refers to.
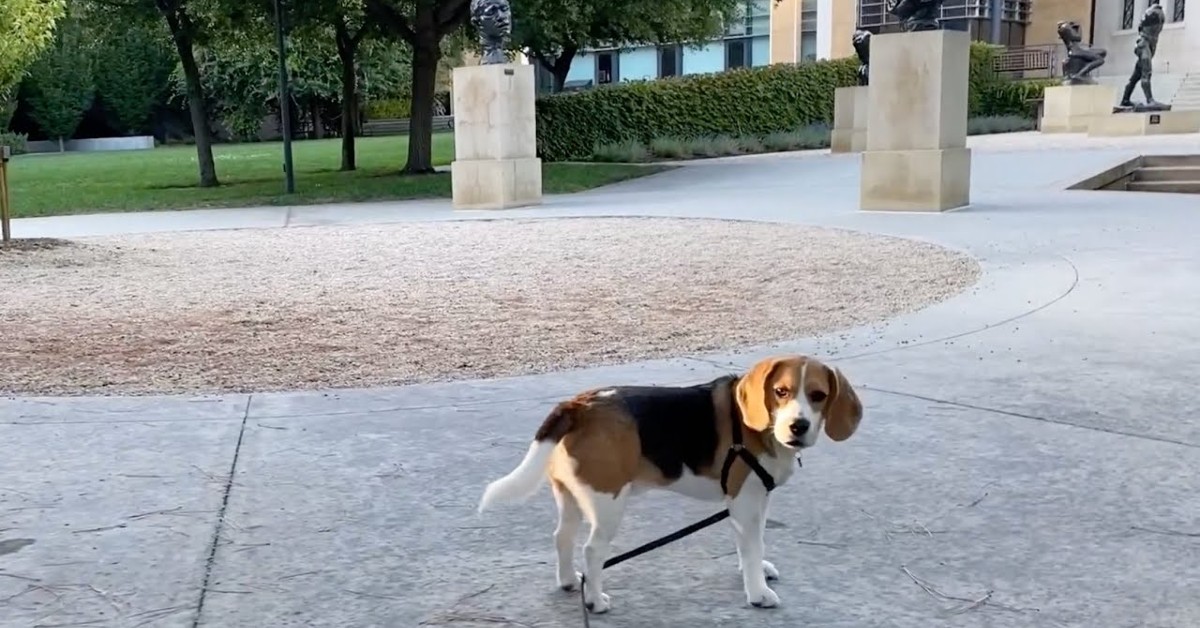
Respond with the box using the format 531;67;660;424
648;137;691;159
365;98;411;120
967;114;1036;135
978;78;1059;118
0;131;27;155
537;58;859;161
591;139;650;162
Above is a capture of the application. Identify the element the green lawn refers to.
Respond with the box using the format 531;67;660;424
5;133;669;218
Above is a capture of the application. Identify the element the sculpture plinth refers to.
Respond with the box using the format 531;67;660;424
450;63;542;210
859;29;970;212
831;86;868;153
1040;84;1117;133
1088;110;1200;137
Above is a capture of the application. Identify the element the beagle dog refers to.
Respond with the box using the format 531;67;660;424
477;354;863;614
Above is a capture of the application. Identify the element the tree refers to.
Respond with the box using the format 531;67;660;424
91;16;177;135
88;0;220;187
23;8;96;149
186;7;409;162
365;0;470;175
0;0;67;128
510;0;741;92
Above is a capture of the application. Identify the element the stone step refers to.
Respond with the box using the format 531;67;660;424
1125;180;1200;194
1133;166;1200;182
1141;154;1200;168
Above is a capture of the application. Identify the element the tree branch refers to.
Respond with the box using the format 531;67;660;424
364;0;416;43
436;0;471;37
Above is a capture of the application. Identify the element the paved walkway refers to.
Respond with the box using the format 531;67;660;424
3;132;1200;628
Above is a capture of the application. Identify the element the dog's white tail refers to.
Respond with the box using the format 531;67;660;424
478;439;557;512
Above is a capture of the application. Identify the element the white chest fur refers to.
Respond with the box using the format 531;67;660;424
633;450;798;503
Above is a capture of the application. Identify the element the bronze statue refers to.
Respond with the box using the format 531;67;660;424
470;0;512;65
1117;0;1169;111
887;0;943;32
1057;20;1106;85
852;29;871;86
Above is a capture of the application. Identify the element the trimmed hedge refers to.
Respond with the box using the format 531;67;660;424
536;42;1050;162
536;58;859;161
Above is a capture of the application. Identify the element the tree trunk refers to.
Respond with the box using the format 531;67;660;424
404;37;440;175
165;10;218;188
336;27;358;172
311;100;325;139
541;46;578;93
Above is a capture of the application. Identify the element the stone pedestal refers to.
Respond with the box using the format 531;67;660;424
859;30;971;212
1087;110;1200;137
831;86;868;153
1040;85;1117;133
450;63;542;210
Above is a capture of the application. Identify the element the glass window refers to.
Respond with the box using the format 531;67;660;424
658;46;681;78
1122;0;1136;29
747;0;770;35
1171;0;1185;22
725;39;750;69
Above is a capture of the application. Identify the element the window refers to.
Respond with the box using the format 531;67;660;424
1171;0;1186;22
596;52;617;84
1121;0;1135;29
725;38;751;69
657;45;682;78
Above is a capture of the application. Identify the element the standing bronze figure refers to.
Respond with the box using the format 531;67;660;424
471;0;513;65
887;0;944;32
852;29;871;86
1118;0;1169;111
1057;20;1106;85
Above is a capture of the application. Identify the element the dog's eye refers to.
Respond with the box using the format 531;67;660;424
773;387;789;398
808;390;828;404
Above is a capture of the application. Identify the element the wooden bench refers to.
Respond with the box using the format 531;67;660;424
362;115;455;137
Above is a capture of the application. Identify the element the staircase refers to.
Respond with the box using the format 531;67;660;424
1121;155;1200;194
1171;73;1200;111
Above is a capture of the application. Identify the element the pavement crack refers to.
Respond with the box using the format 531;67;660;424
864;386;1200;450
191;394;253;628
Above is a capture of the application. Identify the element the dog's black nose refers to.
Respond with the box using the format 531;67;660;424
790;419;811;435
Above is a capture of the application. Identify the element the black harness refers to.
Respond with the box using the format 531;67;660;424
577;380;798;625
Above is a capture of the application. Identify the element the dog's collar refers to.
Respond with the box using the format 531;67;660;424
720;376;783;495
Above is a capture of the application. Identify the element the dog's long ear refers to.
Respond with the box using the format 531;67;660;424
823;366;862;442
736;357;783;432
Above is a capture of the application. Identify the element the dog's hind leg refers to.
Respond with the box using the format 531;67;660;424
577;484;630;614
551;479;583;592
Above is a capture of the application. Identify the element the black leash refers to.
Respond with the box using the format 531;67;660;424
576;382;795;625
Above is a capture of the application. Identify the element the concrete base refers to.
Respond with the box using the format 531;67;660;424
1040;85;1118;133
451;158;543;210
1087;110;1200;137
831;86;868;153
859;148;972;212
859;29;971;212
450;63;542;210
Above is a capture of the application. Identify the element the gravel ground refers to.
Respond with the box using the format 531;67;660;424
0;217;980;396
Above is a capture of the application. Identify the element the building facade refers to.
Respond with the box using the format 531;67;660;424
549;0;1196;103
557;0;861;88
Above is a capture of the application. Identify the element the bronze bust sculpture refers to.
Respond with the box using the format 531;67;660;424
471;0;513;65
1117;0;1169;111
852;29;871;86
887;0;943;32
1057;20;1106;85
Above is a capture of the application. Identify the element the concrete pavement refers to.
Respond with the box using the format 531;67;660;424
3;132;1200;628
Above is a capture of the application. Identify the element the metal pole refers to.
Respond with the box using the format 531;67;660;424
0;146;10;244
274;0;296;194
990;0;1003;44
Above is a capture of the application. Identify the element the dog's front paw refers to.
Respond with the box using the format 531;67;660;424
738;560;780;581
762;560;780;581
558;570;581;592
585;592;611;614
747;586;780;609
